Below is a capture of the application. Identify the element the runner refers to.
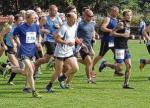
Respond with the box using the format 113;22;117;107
99;10;134;89
34;5;62;72
93;6;123;76
11;10;42;97
139;21;150;80
46;12;79;92
77;9;96;83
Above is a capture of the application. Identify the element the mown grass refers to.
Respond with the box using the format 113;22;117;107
0;40;150;108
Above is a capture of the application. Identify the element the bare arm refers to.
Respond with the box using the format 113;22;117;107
101;17;112;33
54;34;74;46
10;35;17;48
40;28;50;35
37;34;42;43
0;28;10;50
111;30;130;38
54;34;68;44
143;27;150;41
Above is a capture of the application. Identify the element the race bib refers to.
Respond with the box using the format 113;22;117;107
26;32;36;43
125;26;130;34
108;41;114;47
115;49;125;59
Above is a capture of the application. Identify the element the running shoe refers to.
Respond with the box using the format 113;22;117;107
99;60;106;72
87;79;96;84
58;75;66;89
7;81;15;86
46;83;54;93
123;84;134;89
23;88;32;93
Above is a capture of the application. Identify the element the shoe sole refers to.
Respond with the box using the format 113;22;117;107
123;87;134;89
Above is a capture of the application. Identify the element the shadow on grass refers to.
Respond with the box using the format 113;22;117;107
0;94;42;99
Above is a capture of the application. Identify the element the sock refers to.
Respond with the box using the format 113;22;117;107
143;59;146;64
1;63;7;68
58;74;66;82
8;72;17;83
47;82;53;88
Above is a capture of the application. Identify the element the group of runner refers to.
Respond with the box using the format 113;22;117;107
0;4;150;98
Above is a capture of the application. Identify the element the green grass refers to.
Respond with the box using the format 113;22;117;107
0;40;150;108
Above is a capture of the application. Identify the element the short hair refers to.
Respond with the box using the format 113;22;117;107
26;10;36;18
65;5;76;13
20;10;26;14
49;4;57;10
110;6;119;12
84;9;93;16
122;9;132;17
39;15;47;21
66;12;77;20
14;14;22;21
8;15;14;18
35;7;42;12
111;6;119;9
82;6;90;12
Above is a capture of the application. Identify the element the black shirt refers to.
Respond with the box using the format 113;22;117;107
114;21;130;49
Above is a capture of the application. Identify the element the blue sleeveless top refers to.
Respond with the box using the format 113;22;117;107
102;17;118;42
44;16;61;42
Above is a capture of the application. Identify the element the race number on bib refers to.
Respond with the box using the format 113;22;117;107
108;41;114;47
26;32;36;43
115;49;125;59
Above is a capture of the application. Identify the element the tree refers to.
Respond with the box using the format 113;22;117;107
0;0;149;16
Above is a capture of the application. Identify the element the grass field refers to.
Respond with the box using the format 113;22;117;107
0;40;150;108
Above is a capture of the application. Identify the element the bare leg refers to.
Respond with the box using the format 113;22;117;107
124;59;132;86
24;59;35;91
93;55;103;69
35;54;51;68
64;57;79;84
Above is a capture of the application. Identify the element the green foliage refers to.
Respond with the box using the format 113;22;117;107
144;2;150;9
145;14;150;24
1;0;150;16
120;0;140;12
64;0;74;5
95;16;104;34
131;15;141;26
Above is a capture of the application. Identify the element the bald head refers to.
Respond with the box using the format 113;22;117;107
84;9;94;22
110;6;119;18
49;5;58;17
84;9;94;17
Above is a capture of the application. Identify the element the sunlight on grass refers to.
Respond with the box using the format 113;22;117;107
0;40;149;108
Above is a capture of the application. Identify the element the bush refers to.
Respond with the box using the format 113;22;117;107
145;14;150;24
131;15;141;27
95;16;104;35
